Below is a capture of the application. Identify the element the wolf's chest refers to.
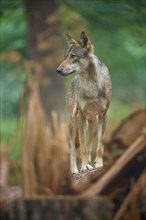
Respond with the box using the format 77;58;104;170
79;97;106;116
75;76;107;117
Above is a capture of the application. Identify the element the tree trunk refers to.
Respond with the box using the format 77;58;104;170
24;0;65;116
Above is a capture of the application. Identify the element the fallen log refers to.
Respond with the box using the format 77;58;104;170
113;171;146;220
81;134;146;197
107;109;145;149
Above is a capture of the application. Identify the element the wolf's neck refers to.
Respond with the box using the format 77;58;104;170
80;54;104;90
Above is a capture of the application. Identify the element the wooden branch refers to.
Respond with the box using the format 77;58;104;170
81;134;145;197
113;170;146;220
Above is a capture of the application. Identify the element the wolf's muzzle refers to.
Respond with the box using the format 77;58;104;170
56;67;63;75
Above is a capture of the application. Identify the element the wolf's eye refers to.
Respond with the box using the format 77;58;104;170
70;54;76;58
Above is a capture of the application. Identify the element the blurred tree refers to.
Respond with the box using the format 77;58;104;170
24;0;65;116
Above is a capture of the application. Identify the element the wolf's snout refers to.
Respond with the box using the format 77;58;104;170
56;67;63;74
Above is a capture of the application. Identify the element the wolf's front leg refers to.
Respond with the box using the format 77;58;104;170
70;142;78;174
77;111;93;172
94;116;106;168
69;115;79;174
87;118;97;164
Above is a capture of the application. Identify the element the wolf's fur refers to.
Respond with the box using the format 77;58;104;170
57;32;112;173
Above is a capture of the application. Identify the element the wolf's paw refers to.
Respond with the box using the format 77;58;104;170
71;163;79;174
80;163;93;172
71;168;79;174
94;157;104;168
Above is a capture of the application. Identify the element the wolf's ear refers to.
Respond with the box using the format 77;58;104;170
80;31;88;47
80;31;94;52
65;33;77;47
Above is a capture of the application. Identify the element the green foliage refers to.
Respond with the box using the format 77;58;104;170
0;0;27;53
0;60;26;118
0;0;23;16
0;118;16;143
62;0;146;32
0;0;27;119
0;115;25;161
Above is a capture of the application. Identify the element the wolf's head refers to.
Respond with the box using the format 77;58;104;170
57;32;94;76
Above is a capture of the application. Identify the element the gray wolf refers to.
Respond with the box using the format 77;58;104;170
57;32;112;173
